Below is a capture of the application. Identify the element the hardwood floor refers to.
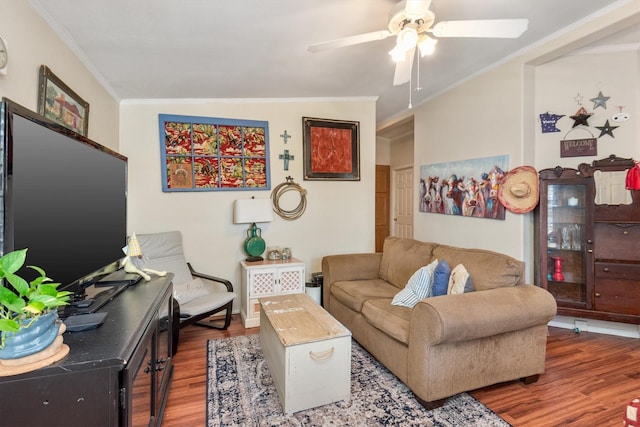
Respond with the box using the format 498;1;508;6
162;315;640;427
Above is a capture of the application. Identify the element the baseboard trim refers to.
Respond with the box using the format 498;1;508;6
549;315;640;338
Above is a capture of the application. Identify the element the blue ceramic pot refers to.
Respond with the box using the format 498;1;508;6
0;311;60;359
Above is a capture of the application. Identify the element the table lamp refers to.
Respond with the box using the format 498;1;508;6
233;198;273;261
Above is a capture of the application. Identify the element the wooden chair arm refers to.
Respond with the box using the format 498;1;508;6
187;262;234;292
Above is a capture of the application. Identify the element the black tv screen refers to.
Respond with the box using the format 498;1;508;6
0;98;127;289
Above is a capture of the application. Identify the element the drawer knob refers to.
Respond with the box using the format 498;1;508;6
595;292;601;298
603;268;610;272
587;249;593;253
309;347;335;361
624;231;629;235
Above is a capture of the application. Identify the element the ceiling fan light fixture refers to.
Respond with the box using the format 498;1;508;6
389;45;407;62
396;27;419;50
404;0;432;21
417;35;438;56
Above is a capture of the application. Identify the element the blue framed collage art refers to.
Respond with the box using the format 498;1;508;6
159;114;270;192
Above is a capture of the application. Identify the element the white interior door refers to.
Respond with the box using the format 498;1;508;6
393;166;413;238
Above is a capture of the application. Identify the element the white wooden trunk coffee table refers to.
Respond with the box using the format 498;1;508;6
259;293;352;414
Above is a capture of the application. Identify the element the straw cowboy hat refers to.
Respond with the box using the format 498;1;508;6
498;166;539;213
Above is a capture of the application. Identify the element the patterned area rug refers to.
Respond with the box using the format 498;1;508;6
206;334;511;427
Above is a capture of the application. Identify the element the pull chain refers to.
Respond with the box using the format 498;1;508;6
408;70;412;109
415;50;422;93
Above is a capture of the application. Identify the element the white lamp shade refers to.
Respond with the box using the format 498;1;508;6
396;27;418;50
418;36;438;57
233;199;273;224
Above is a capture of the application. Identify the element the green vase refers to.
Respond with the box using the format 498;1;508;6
244;223;266;258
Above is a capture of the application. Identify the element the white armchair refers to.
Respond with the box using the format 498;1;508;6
136;231;236;330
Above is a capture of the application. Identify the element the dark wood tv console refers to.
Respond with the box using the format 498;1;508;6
0;274;176;427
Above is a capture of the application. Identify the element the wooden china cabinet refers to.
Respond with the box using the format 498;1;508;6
535;155;640;324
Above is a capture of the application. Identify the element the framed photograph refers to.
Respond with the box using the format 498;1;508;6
37;65;89;136
302;117;360;181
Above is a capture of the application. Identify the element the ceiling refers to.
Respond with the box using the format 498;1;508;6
29;0;631;127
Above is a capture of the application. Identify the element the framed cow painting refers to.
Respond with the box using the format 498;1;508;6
419;155;509;220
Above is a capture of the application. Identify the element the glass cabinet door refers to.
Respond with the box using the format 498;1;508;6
540;180;591;308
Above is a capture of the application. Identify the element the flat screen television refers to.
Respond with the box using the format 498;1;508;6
0;98;131;311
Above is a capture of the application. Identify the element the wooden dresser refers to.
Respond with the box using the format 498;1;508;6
0;275;175;426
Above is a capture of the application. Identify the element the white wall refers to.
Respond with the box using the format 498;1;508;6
409;3;640;283
376;137;391;165
4;0;638;304
2;1;376;313
413;60;528;260
534;50;639;169
390;133;414;169
0;2;119;150
120;99;376;307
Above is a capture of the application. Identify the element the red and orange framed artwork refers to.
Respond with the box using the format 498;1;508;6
159;114;270;191
302;117;360;181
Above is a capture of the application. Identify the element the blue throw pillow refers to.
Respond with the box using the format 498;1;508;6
432;259;451;296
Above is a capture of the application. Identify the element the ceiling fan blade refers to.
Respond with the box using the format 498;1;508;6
393;47;415;86
308;30;392;53
431;19;529;38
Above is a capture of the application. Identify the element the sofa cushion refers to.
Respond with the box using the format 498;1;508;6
432;244;524;290
379;237;437;289
431;259;451;296
331;279;398;313
362;298;411;345
391;259;438;308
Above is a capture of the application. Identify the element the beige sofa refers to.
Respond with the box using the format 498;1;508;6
321;237;557;407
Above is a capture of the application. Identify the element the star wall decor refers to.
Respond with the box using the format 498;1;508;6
590;91;610;110
570;107;592;128
596;119;619;138
539;112;565;133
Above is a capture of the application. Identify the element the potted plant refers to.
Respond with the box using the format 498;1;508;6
0;248;71;359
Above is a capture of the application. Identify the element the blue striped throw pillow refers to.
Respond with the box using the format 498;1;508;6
391;259;438;308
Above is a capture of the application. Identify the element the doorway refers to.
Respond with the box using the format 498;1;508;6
393;166;413;238
376;116;415;244
375;165;390;252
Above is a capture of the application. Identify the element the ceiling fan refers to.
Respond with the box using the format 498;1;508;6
308;0;528;86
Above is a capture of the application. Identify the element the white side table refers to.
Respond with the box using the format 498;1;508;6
240;258;305;328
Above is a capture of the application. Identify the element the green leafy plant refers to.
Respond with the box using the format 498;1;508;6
0;248;72;348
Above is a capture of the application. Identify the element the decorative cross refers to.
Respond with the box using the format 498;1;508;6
280;130;292;144
279;149;294;171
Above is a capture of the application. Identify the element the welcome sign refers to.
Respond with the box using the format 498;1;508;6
560;137;597;157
